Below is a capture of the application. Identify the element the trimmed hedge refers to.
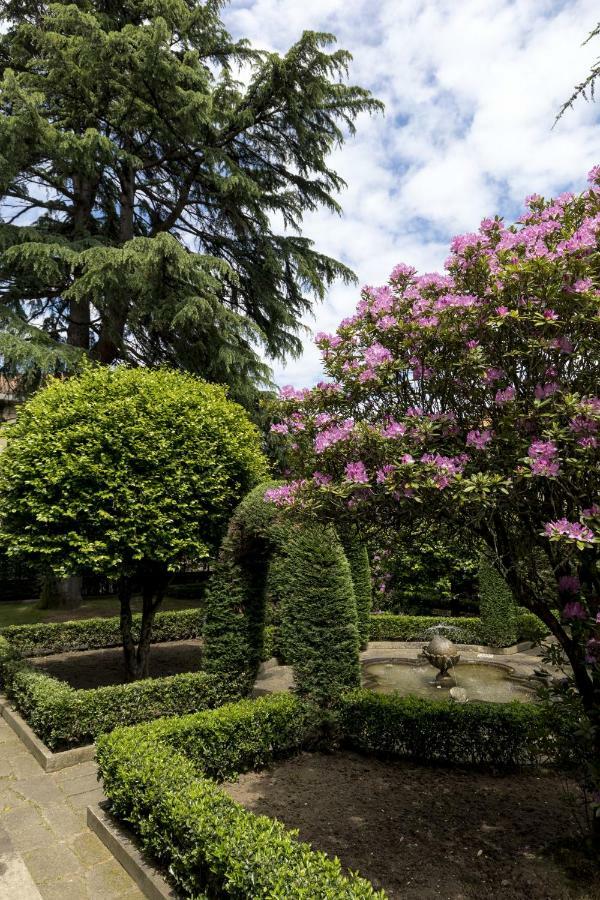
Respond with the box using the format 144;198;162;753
337;689;565;769
6;666;241;750
97;694;383;899
0;608;203;657
368;613;485;643
478;556;517;648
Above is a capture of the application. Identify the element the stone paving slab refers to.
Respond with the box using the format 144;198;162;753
0;718;145;899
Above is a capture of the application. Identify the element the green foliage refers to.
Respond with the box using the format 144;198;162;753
478;555;518;648
337;690;568;769
96;695;384;899
0;367;266;578
370;523;480;615
280;524;360;704
6;665;240;750
122;694;322;783
340;534;372;648
0;608;204;657
0;2;381;401
368;613;485;644
516;608;550;643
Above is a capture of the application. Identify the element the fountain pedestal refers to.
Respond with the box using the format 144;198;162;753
422;635;460;684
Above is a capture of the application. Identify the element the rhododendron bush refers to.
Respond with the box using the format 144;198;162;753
269;171;600;825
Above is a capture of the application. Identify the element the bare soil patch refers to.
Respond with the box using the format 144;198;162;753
31;639;203;688
223;751;599;900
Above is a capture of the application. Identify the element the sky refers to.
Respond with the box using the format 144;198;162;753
222;0;600;388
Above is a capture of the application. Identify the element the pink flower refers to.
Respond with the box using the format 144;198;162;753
279;385;309;401
466;429;493;450
585;638;600;665
264;480;306;507
381;419;406;438
587;165;600;185
544;519;595;544
572;278;593;292
364;343;393;367
495;386;516;405
543;309;559;321
562;601;587;621
376;465;396;483
534;382;559;400
312;471;332;486
495;305;510;316
390;263;416;281
345;461;369;484
270;423;289;435
314;418;354;453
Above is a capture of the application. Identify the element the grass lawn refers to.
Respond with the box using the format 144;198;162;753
0;594;202;628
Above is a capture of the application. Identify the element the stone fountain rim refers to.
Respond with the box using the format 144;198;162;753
360;655;538;691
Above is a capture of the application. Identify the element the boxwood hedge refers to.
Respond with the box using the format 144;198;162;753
95;690;572;899
97;694;383;899
0;608;203;657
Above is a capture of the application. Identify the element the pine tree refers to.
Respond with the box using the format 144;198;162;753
0;1;381;403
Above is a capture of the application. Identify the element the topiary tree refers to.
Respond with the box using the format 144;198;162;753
0;367;266;679
478;554;517;648
280;524;361;703
340;533;372;649
203;481;365;698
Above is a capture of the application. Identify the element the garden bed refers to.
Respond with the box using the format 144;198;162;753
223;751;593;900
30;639;204;689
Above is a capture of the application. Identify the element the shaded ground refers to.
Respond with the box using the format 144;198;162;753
0;596;201;628
223;751;599;900
31;640;204;689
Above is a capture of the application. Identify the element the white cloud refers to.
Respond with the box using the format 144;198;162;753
224;0;600;386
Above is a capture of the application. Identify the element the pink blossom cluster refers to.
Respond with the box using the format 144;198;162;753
558;574;580;594
527;440;560;477
544;519;595;544
345;461;369;483
420;453;468;489
264;481;306;507
466;429;493;450
314;418;355;453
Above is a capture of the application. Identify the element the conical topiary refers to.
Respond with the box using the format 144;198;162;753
478;554;517;648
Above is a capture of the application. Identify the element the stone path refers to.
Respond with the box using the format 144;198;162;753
0;718;143;900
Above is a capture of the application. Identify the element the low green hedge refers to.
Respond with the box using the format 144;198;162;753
368;610;548;646
6;666;241;750
97;694;383;899
337;689;567;769
368;613;485;643
1;608;203;657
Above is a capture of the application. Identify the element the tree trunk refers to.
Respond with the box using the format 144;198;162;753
38;573;82;610
119;568;169;681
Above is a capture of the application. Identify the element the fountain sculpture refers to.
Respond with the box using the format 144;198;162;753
422;634;460;683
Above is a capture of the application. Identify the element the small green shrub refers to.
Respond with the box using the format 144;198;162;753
516;608;549;643
7;667;240;750
96;695;383;899
1;608;203;657
478;556;518;648
337;689;563;769
368;613;485;643
281;524;360;703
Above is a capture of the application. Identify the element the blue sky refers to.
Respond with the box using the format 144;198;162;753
222;0;600;387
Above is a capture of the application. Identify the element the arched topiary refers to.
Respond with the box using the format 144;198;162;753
478;554;517;648
203;482;365;699
280;524;361;703
340;534;372;649
203;482;285;686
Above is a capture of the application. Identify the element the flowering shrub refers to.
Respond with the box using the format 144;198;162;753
268;171;600;835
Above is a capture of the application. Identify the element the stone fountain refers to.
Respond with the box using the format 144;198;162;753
422;634;460;684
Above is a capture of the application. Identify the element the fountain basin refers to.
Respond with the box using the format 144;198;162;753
361;657;537;704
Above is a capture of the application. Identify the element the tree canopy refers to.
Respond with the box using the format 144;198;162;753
0;365;267;675
0;0;381;403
